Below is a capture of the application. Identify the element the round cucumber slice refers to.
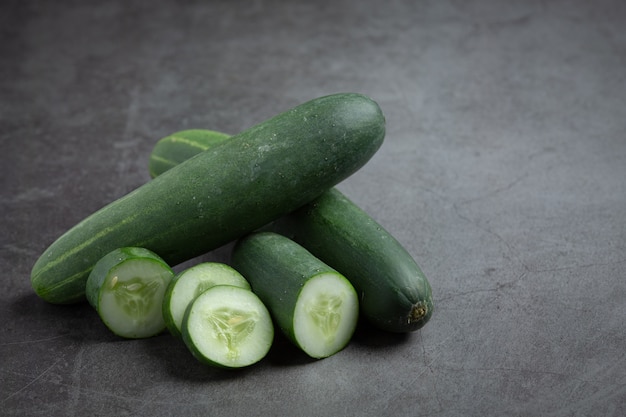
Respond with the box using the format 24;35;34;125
86;247;174;339
293;272;359;358
163;262;251;338
182;285;274;368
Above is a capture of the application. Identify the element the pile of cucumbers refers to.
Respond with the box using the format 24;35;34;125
30;93;433;368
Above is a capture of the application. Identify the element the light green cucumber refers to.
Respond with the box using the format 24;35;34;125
231;232;359;359
31;93;385;304
85;247;175;339
182;285;274;368
162;262;251;338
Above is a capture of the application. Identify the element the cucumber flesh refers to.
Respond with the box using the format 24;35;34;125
85;247;174;339
162;262;251;338
182;285;274;368
293;272;359;359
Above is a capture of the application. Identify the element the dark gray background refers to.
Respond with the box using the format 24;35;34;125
2;1;625;416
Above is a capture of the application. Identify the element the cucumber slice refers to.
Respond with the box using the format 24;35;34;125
86;247;174;339
182;285;274;368
162;262;251;338
293;272;360;358
231;232;359;359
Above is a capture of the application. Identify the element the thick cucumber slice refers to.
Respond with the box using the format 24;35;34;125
231;232;359;359
162;262;251;338
85;247;174;339
182;285;274;368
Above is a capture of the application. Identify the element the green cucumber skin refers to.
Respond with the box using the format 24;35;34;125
277;188;433;333
31;93;385;304
231;232;342;346
148;129;432;333
148;129;230;178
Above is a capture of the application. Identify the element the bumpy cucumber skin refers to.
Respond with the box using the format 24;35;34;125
148;129;230;178
230;231;357;356
31;93;385;304
277;189;433;333
148;128;433;333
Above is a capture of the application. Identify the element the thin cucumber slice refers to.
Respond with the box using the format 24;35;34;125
162;262;251;338
182;285;274;368
231;232;359;359
85;247;174;339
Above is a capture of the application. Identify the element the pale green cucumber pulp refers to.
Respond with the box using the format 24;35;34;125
182;285;274;368
86;247;174;339
163;262;251;338
292;272;359;359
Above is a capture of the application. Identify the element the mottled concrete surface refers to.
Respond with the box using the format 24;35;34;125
2;1;625;416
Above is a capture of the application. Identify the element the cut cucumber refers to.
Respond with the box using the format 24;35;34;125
182;285;274;368
231;232;359;359
162;262;251;338
85;247;174;339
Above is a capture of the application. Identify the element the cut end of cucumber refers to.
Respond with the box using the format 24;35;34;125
182;285;273;368
293;272;359;359
98;259;173;339
163;262;251;338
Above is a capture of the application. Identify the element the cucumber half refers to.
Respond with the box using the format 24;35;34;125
231;232;359;359
162;262;251;338
85;247;174;339
182;285;274;368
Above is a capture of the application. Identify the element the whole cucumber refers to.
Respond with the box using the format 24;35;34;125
31;93;385;304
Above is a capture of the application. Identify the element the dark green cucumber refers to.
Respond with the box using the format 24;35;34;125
85;247;175;338
231;232;359;359
148;129;230;178
148;129;433;333
275;189;433;333
31;93;385;304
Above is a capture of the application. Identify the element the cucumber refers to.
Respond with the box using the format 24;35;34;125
148;129;230;178
182;285;274;368
148;129;433;333
31;92;385;304
231;232;359;359
162;262;251;338
276;189;433;333
85;247;175;339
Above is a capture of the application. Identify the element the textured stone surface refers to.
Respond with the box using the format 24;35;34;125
2;0;625;415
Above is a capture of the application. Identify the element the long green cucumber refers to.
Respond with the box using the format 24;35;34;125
31;93;385;304
149;128;432;333
276;189;433;332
